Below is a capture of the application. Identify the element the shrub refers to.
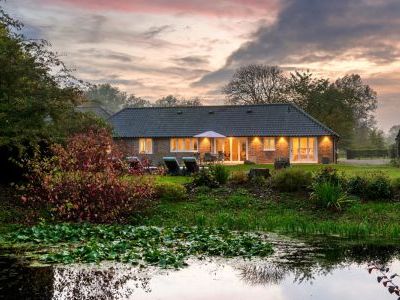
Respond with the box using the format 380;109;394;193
271;168;312;192
155;182;188;202
366;174;392;200
192;168;219;188
347;173;393;201
21;171;155;222
230;171;248;185
347;175;369;198
249;175;268;187
391;178;400;194
310;182;354;211
20;130;155;222
210;164;230;185
390;158;400;168
312;167;344;186
52;128;127;174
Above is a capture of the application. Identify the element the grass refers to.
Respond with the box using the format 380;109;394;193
226;163;400;179
139;188;400;239
152;164;400;186
154;175;192;185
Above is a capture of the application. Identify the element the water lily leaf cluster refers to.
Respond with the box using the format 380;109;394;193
3;224;273;268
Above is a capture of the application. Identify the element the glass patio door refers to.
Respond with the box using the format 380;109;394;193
224;138;248;162
290;137;317;162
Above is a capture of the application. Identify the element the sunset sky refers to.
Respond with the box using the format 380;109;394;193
5;0;400;131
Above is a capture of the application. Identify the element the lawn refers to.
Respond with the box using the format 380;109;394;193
140;188;400;239
155;163;400;185
226;163;400;179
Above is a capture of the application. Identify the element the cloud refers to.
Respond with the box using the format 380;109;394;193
172;55;209;66
38;0;281;18
195;0;400;87
78;48;138;62
142;25;174;39
90;77;145;88
48;14;179;48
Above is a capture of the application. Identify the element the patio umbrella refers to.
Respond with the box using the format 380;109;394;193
194;131;226;138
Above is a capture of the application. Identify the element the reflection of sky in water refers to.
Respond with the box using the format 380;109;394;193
4;236;399;299
128;260;400;300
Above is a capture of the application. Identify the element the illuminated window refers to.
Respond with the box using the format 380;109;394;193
170;138;198;152
263;137;276;151
139;138;153;154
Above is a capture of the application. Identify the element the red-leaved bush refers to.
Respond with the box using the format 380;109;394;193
21;128;156;223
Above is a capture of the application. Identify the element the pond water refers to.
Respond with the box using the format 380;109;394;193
1;235;400;300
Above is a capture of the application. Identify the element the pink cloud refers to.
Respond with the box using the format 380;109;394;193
39;0;281;18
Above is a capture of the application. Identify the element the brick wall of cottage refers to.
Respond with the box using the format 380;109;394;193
247;136;290;164
118;138;203;165
317;136;335;163
117;135;336;165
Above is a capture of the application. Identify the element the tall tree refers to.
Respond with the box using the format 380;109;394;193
224;65;379;148
154;95;180;107
154;95;202;107
125;95;152;108
334;74;377;128
179;97;203;106
85;83;152;111
223;65;287;104
283;70;377;148
0;5;105;181
368;128;386;150
286;71;355;146
387;125;400;144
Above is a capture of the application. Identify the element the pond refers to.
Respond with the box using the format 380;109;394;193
1;235;399;300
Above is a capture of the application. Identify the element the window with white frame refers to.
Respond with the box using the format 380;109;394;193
263;137;276;151
139;138;153;154
170;138;198;152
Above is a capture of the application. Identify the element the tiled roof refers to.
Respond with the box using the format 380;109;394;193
109;103;338;138
76;102;111;120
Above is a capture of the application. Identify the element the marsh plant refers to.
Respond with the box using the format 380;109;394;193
310;182;354;211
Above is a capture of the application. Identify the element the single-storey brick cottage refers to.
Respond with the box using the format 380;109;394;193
109;103;338;164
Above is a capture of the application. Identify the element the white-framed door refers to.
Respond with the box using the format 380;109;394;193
290;137;318;163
